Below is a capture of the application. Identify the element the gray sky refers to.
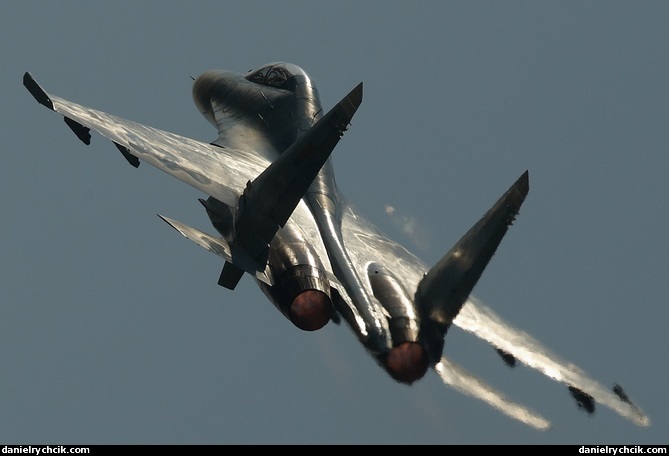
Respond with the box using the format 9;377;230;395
2;1;667;444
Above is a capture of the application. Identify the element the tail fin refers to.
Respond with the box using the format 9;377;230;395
416;171;529;330
205;83;362;289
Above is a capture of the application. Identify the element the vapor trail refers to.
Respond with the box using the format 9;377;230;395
384;205;431;252
451;295;650;427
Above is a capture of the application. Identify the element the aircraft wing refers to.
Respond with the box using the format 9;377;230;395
453;296;650;426
23;72;267;209
24;71;368;333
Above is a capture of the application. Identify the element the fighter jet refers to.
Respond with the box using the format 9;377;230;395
23;63;650;430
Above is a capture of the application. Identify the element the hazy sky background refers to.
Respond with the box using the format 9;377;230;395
2;1;667;444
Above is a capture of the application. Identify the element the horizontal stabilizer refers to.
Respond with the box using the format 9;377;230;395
416;171;529;329
158;215;271;286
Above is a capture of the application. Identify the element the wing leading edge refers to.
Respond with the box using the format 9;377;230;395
23;72;264;209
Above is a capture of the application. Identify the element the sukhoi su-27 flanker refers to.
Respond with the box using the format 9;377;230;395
23;62;650;430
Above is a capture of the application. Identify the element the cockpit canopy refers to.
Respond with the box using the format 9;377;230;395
244;62;311;90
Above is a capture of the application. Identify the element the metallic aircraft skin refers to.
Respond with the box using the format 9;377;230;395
23;63;650;430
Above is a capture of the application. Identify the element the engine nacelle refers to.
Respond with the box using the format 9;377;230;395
258;222;333;331
368;263;420;345
368;263;428;384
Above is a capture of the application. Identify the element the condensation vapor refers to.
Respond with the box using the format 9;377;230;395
384;205;431;253
448;295;650;427
436;356;552;430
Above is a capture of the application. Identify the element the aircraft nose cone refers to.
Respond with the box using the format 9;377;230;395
290;289;332;331
386;342;429;385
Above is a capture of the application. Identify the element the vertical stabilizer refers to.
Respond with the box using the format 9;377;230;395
417;171;529;351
